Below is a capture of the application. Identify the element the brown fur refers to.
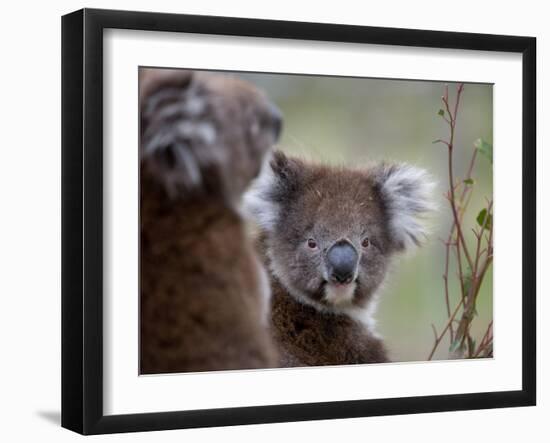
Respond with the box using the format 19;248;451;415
270;277;388;366
140;178;277;373
139;69;280;374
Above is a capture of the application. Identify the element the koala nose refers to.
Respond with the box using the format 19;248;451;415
327;240;358;284
268;103;283;141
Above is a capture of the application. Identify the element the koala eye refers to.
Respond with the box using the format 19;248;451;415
307;238;318;249
361;237;370;248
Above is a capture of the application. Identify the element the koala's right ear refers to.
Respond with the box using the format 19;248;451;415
139;68;194;107
243;150;304;231
372;162;436;251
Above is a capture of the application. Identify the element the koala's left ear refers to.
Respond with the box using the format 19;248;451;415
243;150;304;231
373;163;436;251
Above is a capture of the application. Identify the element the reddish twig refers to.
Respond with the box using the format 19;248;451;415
429;83;493;360
428;297;464;360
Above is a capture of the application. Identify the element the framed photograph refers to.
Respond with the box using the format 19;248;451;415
62;8;536;435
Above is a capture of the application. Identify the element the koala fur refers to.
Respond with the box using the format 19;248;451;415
245;151;435;367
140;68;281;374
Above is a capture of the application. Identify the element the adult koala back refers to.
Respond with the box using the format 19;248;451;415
140;68;281;374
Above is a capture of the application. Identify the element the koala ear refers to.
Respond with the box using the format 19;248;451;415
373;163;436;251
139;68;194;108
243;150;304;231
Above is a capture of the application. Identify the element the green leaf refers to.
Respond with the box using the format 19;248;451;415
476;208;493;230
463;178;475;185
437;109;445;117
467;336;477;355
449;339;463;354
477;208;487;226
474;138;493;164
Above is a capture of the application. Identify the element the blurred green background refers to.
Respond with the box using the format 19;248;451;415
235;71;493;362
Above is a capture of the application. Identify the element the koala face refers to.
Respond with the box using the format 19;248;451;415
245;151;435;311
140;68;282;200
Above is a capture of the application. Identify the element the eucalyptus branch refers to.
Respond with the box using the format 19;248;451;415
427;297;464;361
442;238;454;342
474;321;494;358
444;84;475;271
428;83;494;360
453;200;493;353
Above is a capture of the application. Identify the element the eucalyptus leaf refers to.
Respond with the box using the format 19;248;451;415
449;339;463;354
467;336;477;355
474;138;493;164
477;208;493;230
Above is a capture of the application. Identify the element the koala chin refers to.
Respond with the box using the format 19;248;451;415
244;151;435;366
139;68;282;374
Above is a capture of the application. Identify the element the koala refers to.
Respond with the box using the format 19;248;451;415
139;68;282;374
244;151;435;367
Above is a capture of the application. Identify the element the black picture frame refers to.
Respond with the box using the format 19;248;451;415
61;8;536;435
